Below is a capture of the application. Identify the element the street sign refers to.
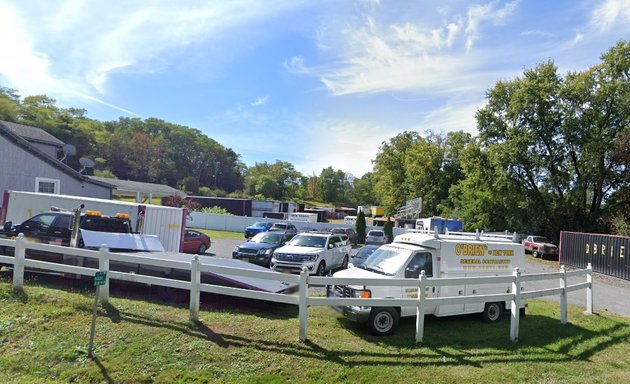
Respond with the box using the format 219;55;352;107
94;271;107;286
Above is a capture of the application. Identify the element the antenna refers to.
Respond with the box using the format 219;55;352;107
79;157;95;174
59;143;76;163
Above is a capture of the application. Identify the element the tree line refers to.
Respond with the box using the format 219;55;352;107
0;40;627;239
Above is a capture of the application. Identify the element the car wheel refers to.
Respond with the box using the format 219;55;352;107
367;307;399;336
316;261;326;276
532;249;540;258
198;244;207;254
481;302;504;323
341;255;349;270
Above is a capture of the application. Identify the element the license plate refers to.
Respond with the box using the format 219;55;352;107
279;268;292;273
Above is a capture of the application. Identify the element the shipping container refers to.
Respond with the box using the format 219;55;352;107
1;190;185;252
187;196;252;216
560;231;629;281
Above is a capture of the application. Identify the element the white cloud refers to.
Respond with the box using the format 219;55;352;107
590;0;630;31
297;119;391;177
0;0;305;114
465;0;519;51
301;1;521;97
250;96;269;107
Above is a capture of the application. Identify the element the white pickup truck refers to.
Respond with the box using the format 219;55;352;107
271;231;352;275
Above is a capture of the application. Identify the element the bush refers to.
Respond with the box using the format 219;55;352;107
355;211;366;244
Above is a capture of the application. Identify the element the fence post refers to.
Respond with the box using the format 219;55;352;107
560;265;567;324
586;263;593;315
510;267;521;342
97;245;110;304
298;266;308;342
415;270;427;343
12;233;25;290
189;255;201;321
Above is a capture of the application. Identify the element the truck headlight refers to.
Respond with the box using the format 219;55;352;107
233;246;239;253
261;249;273;255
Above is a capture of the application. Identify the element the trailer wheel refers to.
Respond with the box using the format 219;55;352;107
481;302;504;323
316;261;326;276
367;307;399;336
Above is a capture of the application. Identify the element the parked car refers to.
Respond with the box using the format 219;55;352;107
331;227;358;246
523;235;558;259
365;229;387;245
349;244;380;267
232;231;295;267
272;231;351;275
269;222;298;237
183;229;211;254
244;221;273;238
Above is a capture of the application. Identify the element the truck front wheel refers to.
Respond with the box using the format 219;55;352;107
481;302;504;323
367;307;399;336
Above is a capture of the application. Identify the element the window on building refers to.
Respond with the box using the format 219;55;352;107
35;178;60;194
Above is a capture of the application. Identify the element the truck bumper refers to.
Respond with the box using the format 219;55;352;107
326;286;371;323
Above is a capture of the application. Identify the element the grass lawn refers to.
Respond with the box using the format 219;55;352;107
193;228;243;240
1;272;629;383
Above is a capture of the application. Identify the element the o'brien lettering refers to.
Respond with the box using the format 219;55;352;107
455;244;487;256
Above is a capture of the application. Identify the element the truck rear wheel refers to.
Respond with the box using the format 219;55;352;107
367;307;399;336
481;302;504;323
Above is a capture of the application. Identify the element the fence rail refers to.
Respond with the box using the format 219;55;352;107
0;234;593;343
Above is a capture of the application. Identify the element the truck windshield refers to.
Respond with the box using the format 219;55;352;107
360;245;413;276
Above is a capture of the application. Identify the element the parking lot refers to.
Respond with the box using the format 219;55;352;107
206;236;630;318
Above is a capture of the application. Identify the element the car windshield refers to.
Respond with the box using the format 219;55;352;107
251;232;283;244
252;222;268;227
359;245;412;276
368;231;384;237
289;235;326;248
331;228;345;234
271;224;287;229
354;246;378;259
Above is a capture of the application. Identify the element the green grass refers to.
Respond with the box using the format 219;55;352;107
1;273;629;383
193;229;243;240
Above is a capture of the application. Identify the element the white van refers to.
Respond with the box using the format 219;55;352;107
328;230;525;335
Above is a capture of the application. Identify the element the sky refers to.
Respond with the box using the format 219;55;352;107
1;0;629;178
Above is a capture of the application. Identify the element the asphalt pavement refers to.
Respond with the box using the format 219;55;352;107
207;237;630;318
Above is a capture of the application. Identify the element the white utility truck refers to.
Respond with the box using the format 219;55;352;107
328;229;525;336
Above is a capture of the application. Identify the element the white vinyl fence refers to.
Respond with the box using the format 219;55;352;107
0;234;593;343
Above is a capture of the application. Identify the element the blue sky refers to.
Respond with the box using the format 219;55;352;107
1;0;628;178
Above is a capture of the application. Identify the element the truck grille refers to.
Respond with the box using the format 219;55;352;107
334;285;352;297
238;248;258;256
275;253;305;262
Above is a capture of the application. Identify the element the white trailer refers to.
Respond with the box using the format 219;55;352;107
329;230;525;335
0;190;186;252
288;212;318;223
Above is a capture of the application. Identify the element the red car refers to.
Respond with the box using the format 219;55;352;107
523;235;558;258
183;229;211;254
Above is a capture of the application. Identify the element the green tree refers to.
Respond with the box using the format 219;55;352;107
467;40;630;238
355;210;367;245
383;217;393;243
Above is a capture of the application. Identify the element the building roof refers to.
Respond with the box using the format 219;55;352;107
0;121;113;189
0;120;65;147
88;176;186;198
